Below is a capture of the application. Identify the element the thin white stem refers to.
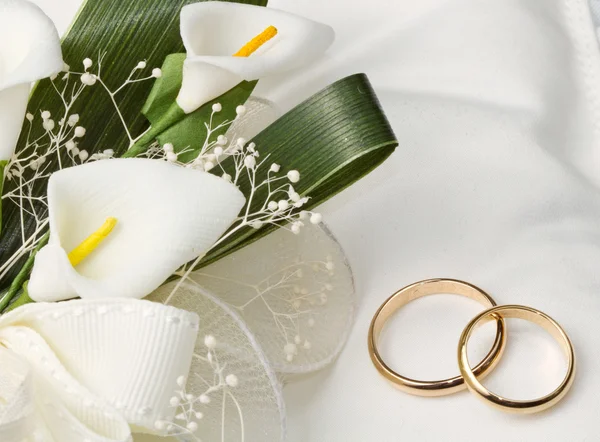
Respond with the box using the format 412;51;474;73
98;78;133;143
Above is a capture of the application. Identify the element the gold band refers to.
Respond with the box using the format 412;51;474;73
458;305;576;413
368;279;506;396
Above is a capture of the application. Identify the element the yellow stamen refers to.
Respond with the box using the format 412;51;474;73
68;217;117;267
233;26;278;57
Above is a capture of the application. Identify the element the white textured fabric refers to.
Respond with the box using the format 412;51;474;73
177;1;334;113
30;0;600;440
0;0;62;160
260;1;600;441
0;298;199;442
28;158;246;302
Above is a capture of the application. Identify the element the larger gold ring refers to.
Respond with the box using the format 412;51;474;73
368;278;506;396
458;305;576;413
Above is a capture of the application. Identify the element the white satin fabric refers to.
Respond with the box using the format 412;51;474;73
32;0;600;440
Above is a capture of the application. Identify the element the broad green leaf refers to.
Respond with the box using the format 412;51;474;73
125;53;257;162
199;73;398;268
0;0;267;290
142;54;187;122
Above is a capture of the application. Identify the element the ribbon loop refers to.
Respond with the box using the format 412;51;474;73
0;299;199;442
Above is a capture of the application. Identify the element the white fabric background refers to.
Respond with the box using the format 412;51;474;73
33;0;600;440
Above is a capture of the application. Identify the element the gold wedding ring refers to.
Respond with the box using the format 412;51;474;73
368;278;506;396
458;305;576;414
369;279;576;413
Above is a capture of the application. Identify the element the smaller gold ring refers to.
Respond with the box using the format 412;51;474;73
368;279;506;396
458;305;576;413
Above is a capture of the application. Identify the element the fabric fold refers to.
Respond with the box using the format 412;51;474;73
0;298;199;441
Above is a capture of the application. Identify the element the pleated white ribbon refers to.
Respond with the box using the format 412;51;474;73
0;298;199;442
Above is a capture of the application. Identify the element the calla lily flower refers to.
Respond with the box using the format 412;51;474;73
28;158;245;302
0;0;63;161
176;1;335;113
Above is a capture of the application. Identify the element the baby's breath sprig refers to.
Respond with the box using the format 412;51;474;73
165;106;323;305
156;336;243;441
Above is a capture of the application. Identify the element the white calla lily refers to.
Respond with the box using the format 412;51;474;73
28;158;245;302
0;0;63;161
177;1;335;113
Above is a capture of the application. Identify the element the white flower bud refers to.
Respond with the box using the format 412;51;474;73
83;58;93;69
68;114;80;126
152;68;162;78
42;119;55;131
291;223;301;235
81;72;97;86
287;170;300;183
225;374;239;388
278;200;289;211
204;335;217;349
74;126;86;138
212;103;222;113
136;61;147;69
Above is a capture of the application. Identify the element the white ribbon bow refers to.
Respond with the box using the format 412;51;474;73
0;298;199;442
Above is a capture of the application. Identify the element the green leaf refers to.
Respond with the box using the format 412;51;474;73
142;54;187;122
154;81;257;163
198;73;397;268
125;53;257;162
4;282;33;313
0;232;48;313
0;160;7;236
0;0;267;289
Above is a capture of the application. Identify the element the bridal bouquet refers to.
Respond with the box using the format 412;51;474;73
0;0;397;440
